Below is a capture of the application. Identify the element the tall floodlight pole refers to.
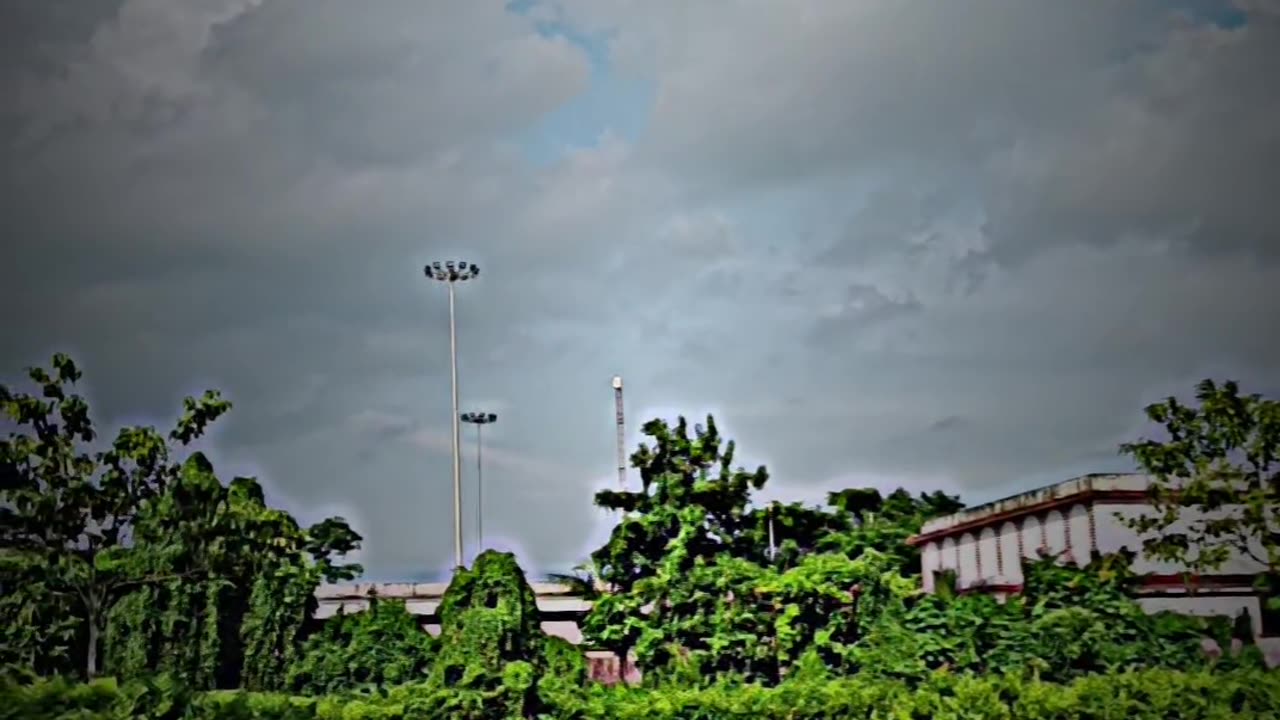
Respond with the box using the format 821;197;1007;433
424;260;479;570
611;376;626;489
461;411;497;552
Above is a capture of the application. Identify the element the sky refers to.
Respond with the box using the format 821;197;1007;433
2;0;1279;581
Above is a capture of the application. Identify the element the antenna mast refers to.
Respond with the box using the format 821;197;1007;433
612;376;626;489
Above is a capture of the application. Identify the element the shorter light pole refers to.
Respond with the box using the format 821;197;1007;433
767;502;777;563
461;411;497;551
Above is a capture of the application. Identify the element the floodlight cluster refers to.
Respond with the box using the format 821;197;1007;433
424;261;480;282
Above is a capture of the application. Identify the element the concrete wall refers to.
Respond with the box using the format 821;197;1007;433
1137;595;1280;667
1095;502;1267;576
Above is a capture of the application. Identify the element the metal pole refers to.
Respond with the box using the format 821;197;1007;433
448;281;462;569
476;421;484;550
425;261;479;572
768;502;777;563
460;410;497;559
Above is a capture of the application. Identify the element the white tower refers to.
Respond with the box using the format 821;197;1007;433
612;376;626;489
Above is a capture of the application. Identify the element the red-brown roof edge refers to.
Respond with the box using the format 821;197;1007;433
906;488;1149;547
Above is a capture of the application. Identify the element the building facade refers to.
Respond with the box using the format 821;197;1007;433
906;473;1279;659
314;472;1278;679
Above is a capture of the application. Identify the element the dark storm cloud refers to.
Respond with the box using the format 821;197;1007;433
4;0;1280;577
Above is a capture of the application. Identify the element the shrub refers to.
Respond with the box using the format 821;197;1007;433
287;598;435;695
6;668;1279;719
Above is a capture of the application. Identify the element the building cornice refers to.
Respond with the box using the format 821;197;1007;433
907;488;1150;547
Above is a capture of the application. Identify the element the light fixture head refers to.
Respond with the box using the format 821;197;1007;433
611;376;623;390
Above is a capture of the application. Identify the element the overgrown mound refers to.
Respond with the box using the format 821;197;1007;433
430;550;545;687
424;550;585;717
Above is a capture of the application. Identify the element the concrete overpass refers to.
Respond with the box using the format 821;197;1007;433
314;581;640;683
314;581;596;645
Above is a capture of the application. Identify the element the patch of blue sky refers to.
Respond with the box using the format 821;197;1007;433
1176;0;1248;28
507;0;654;166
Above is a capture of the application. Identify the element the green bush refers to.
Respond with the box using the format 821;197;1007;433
6;669;1278;719
0;676;120;720
287;598;436;695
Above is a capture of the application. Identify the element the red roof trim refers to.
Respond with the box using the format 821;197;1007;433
950;573;1259;598
1139;573;1258;591
907;489;1149;547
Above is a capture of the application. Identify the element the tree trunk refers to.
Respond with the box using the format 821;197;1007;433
87;618;100;679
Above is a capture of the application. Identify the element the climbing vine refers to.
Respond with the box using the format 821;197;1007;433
1;355;360;687
288;596;436;695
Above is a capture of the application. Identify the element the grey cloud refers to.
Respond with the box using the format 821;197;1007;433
572;1;1167;189
203;1;590;169
816;185;953;267
565;1;1280;269
4;1;1280;578
981;6;1280;264
809;284;922;344
929;416;969;433
1;1;615;575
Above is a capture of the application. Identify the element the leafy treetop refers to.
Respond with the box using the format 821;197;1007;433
591;415;768;592
1;354;231;678
1121;379;1279;606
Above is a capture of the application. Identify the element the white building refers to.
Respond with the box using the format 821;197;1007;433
907;473;1279;656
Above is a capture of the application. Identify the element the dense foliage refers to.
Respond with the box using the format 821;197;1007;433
4;357;1276;717
424;549;587;717
288;598;436;695
583;416;966;684
855;552;1263;682
578;413;1275;688
1;355;361;688
6;668;1280;720
1121;378;1280;617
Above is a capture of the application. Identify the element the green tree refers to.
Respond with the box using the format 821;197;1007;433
591;416;768;593
586;416;767;671
1;354;362;686
819;488;964;576
582;414;955;685
1120;380;1280;615
0;354;229;679
730;501;851;569
104;454;363;690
